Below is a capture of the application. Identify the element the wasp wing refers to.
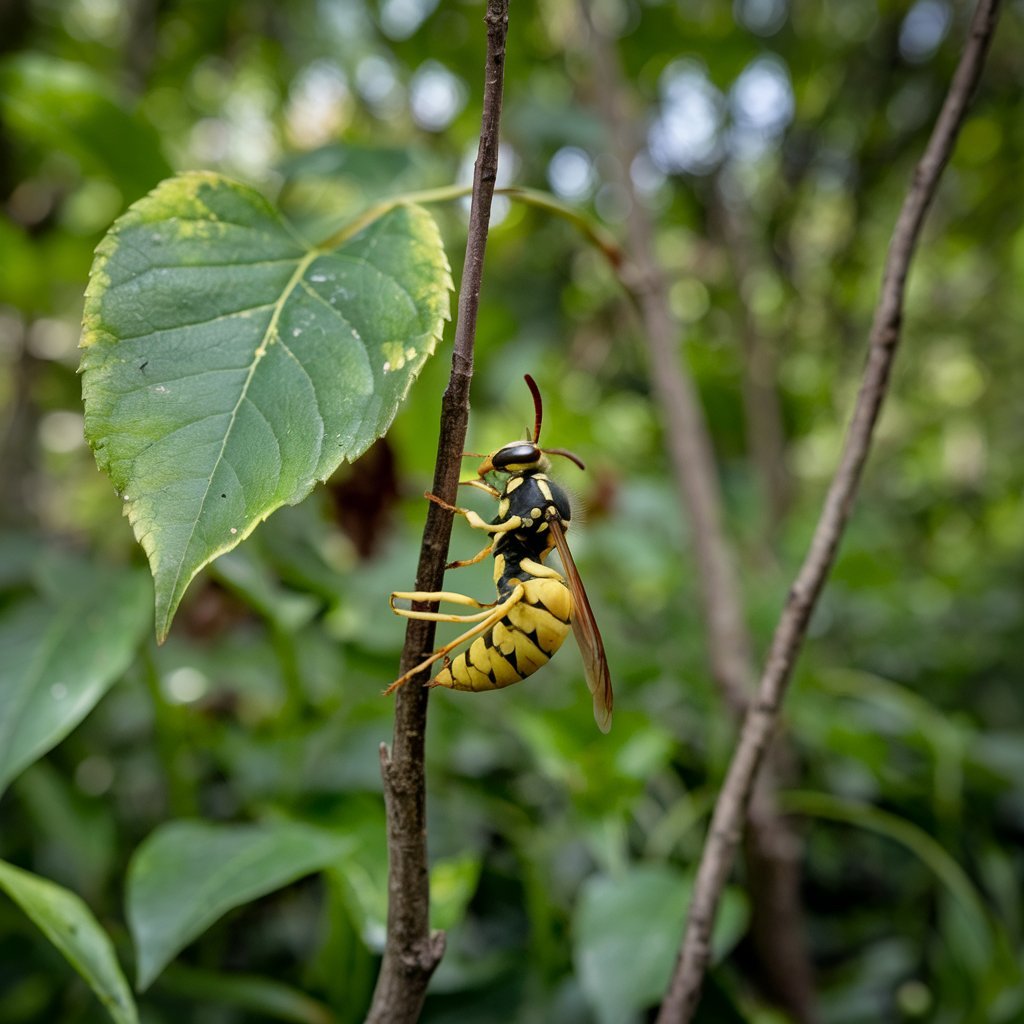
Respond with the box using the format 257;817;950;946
548;517;613;733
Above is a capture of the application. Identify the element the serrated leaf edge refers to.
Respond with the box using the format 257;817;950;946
81;172;451;641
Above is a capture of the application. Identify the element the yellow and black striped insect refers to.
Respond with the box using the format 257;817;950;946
385;375;613;733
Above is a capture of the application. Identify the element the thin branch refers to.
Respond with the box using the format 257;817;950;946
658;1;1002;1019
577;5;818;1020
364;3;509;1022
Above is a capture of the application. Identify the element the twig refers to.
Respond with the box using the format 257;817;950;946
578;5;818;1020
364;3;509;1022
657;1;1002;1019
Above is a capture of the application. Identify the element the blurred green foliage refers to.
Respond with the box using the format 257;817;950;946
1;0;1023;1022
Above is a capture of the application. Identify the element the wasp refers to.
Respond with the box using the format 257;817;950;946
385;375;613;733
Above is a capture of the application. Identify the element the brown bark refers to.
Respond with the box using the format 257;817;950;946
657;1;1002;1019
365;3;509;1021
577;6;817;1021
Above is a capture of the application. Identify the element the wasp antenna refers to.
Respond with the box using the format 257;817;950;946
461;451;486;458
524;374;543;443
543;447;586;471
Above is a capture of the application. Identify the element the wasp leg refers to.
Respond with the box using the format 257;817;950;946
424;491;460;512
423;491;524;535
446;541;494;570
420;490;502;567
383;586;525;695
463;511;523;533
390;590;498;623
459;479;501;498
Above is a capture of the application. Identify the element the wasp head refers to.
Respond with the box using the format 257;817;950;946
477;442;547;477
472;375;588;476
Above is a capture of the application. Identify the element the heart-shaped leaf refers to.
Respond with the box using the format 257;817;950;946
81;171;451;640
0;859;137;1024
126;819;352;990
0;557;151;798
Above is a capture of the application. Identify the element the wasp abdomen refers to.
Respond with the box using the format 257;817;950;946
433;577;572;693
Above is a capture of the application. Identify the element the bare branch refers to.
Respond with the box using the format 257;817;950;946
578;5;817;1020
365;3;509;1021
657;1;1002;1019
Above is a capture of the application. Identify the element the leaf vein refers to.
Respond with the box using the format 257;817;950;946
297;280;367;345
160;250;317;626
115;303;277;343
130;411;232;461
322;252;420;320
275;336;326;457
108;367;252;400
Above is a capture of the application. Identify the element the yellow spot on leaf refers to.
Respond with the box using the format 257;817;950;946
381;341;408;371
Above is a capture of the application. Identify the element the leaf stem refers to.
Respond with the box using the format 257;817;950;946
498;187;624;265
315;187;622;268
315;185;473;250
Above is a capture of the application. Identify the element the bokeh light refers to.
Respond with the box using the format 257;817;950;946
548;146;596;201
900;0;953;62
649;61;724;174
409;61;466;131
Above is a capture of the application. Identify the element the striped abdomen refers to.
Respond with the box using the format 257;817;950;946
433;577;572;692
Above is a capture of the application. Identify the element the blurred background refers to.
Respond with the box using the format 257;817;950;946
1;0;1023;1021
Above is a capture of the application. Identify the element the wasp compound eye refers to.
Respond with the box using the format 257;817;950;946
491;443;541;470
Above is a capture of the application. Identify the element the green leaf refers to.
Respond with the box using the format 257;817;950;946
0;560;151;798
574;864;748;1024
155;964;335;1024
0;54;172;201
0;859;138;1024
14;761;118;901
126;819;353;990
81;171;452;641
